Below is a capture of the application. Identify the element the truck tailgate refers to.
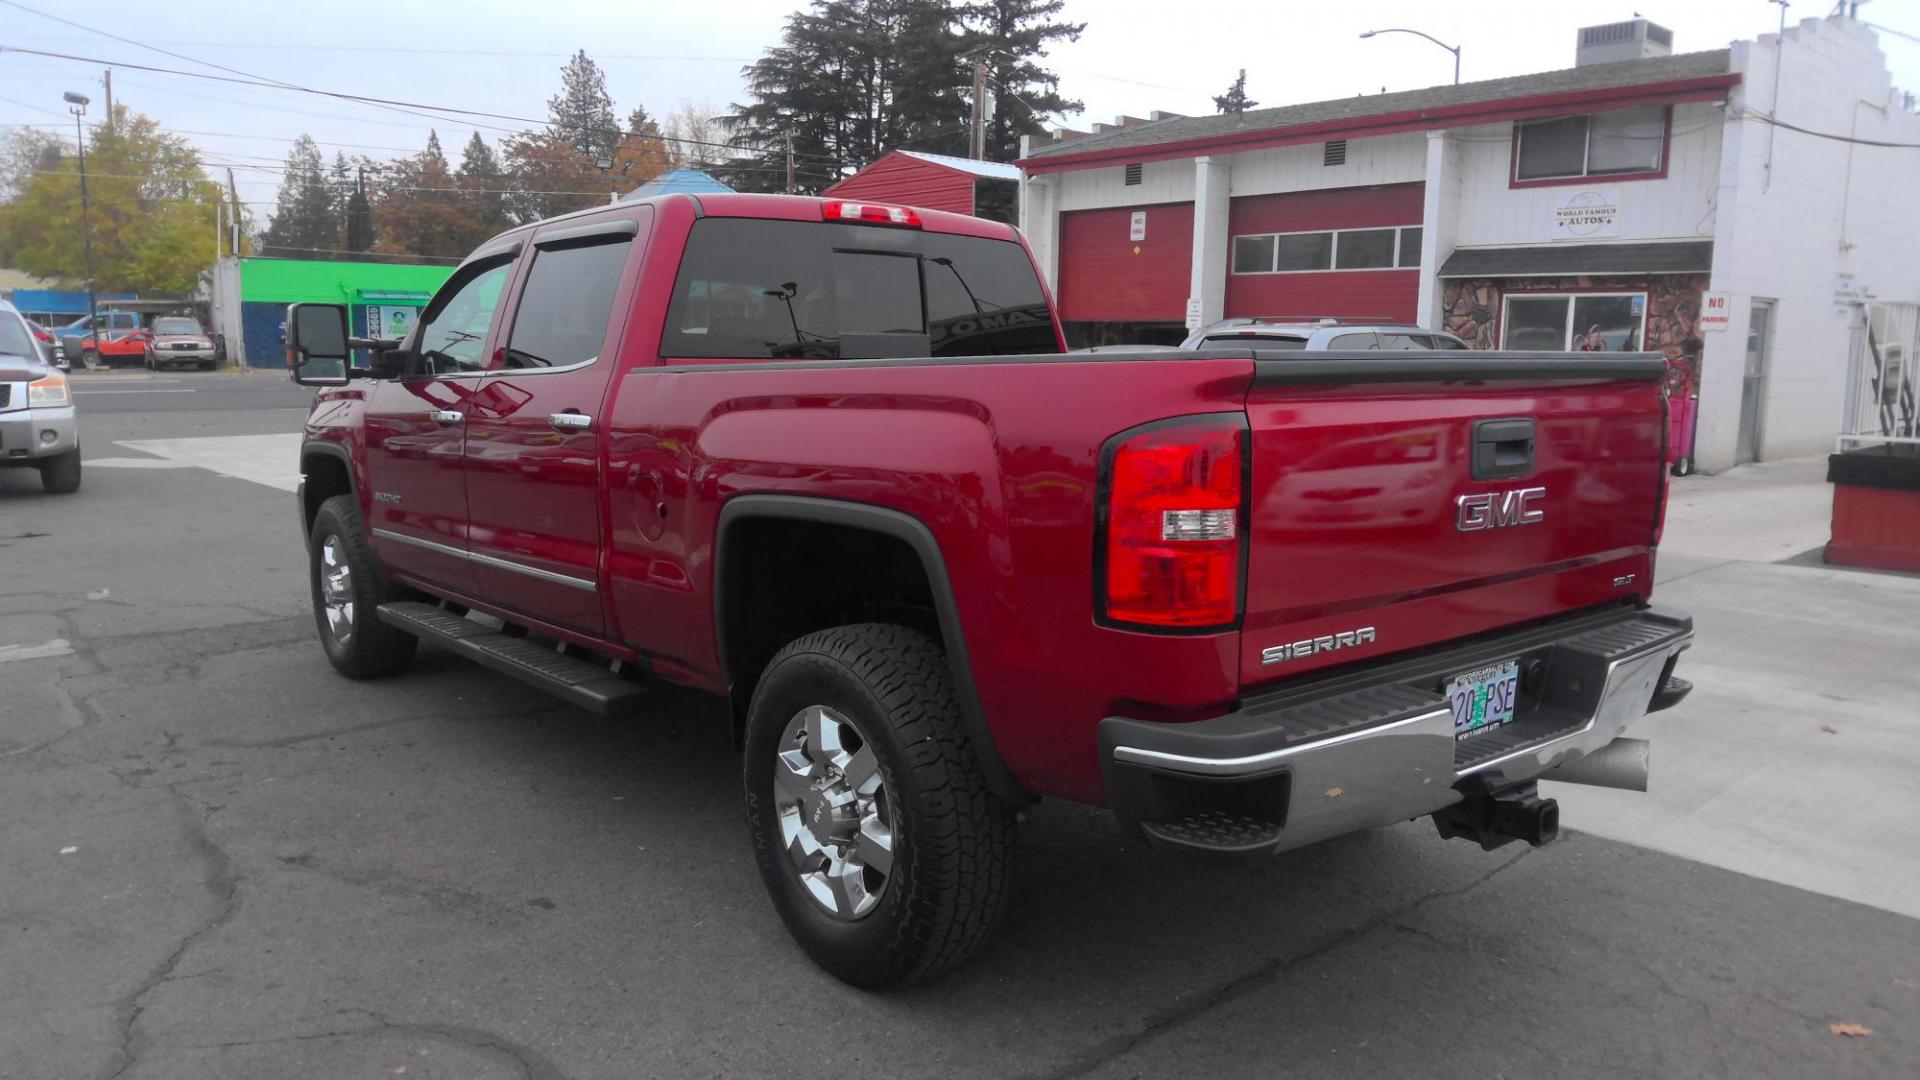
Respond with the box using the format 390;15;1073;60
1238;354;1669;689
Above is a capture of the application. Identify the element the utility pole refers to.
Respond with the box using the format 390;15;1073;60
785;133;795;195
102;68;113;133
970;60;989;160
64;91;99;368
226;167;242;256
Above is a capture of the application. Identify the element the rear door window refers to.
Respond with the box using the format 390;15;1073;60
1327;332;1380;350
662;219;1058;359
503;236;634;370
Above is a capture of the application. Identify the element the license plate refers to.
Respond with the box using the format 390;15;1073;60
1448;660;1519;740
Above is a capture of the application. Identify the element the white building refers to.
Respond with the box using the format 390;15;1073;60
1019;16;1920;473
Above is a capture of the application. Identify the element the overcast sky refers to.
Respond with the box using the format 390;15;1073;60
2;0;1916;209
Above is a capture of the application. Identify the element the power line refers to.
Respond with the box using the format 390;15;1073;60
2;32;756;63
1737;106;1920;148
0;43;844;165
0;0;486;133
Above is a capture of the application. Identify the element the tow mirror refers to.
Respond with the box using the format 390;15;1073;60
287;303;350;386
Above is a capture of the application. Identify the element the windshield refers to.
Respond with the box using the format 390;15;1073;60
662;219;1058;360
0;317;35;357
153;318;203;335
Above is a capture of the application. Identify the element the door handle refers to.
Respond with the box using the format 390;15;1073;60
549;412;593;432
1470;417;1535;480
430;409;464;426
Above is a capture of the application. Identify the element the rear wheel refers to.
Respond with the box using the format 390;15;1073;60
308;494;417;678
744;623;1014;988
38;448;81;494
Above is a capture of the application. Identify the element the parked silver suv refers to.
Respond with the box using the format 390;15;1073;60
0;300;81;493
1180;317;1469;351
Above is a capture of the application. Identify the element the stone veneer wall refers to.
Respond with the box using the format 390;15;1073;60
1441;273;1710;393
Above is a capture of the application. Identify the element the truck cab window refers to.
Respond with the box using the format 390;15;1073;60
415;262;511;376
662;219;1058;360
504;237;634;369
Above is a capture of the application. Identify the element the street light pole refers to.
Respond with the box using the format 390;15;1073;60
64;91;99;367
1359;28;1462;85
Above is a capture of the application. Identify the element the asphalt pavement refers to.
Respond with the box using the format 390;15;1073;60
1;372;1914;1079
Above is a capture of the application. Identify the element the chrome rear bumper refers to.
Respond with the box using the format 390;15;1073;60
1100;606;1693;858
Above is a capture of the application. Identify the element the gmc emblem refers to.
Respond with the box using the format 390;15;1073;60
1456;487;1546;532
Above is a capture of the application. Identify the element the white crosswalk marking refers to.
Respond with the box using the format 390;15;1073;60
114;434;304;493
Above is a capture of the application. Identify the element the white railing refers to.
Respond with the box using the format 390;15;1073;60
1838;302;1920;449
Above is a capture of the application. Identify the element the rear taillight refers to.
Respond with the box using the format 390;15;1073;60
822;200;922;227
1100;416;1247;629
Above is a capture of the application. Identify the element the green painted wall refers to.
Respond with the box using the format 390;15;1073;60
237;258;455;305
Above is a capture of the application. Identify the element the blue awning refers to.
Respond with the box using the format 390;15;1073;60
8;289;138;316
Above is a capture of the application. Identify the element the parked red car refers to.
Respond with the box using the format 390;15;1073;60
73;328;153;369
288;193;1692;987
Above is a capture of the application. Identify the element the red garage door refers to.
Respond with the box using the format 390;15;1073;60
1057;202;1193;322
1225;183;1424;324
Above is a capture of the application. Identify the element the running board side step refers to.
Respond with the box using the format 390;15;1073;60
376;601;646;718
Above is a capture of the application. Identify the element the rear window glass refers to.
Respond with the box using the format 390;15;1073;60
662;219;1058;359
1205;334;1306;350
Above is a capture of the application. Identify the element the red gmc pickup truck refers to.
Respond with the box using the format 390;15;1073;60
289;193;1693;987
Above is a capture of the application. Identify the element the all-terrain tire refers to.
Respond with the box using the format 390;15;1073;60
744;623;1016;988
308;494;418;678
38;447;81;494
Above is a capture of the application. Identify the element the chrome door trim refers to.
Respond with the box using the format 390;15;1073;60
371;528;598;592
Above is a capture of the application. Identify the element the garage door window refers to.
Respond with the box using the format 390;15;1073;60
1233;226;1423;273
1501;292;1647;351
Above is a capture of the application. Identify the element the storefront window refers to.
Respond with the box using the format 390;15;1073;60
1500;292;1647;351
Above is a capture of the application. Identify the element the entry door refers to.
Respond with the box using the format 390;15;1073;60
1737;300;1775;465
361;258;518;594
462;215;645;639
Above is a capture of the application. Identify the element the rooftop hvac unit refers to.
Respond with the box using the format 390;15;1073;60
1576;19;1674;66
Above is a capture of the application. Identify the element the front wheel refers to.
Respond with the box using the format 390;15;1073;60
744;624;1015;988
80;349;98;371
308;494;417;678
38;448;81;494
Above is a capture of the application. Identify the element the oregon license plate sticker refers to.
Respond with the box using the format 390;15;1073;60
1448;660;1520;740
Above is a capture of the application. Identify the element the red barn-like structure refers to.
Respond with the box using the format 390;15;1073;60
824;150;1021;223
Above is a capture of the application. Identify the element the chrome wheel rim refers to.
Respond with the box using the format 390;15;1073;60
772;705;893;921
319;535;354;646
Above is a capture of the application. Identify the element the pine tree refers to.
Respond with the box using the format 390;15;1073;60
547;50;620;160
344;168;373;256
260;134;338;258
1213;69;1258;115
963;0;1084;162
371;130;478;260
457;132;508;238
727;0;978;193
626;105;662;140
